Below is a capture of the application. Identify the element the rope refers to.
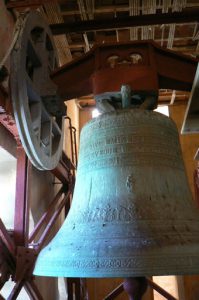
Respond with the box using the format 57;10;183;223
77;0;94;52
141;0;156;41
129;0;139;40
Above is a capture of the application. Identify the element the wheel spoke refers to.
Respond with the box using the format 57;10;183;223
45;33;56;71
30;102;42;141
40;119;52;156
26;39;42;80
52;117;62;136
30;27;46;51
26;73;41;101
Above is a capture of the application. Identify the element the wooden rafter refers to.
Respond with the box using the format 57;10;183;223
50;9;199;35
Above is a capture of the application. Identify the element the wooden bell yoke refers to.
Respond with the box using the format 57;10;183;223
51;40;198;102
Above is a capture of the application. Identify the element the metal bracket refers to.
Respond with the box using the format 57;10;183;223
15;247;37;282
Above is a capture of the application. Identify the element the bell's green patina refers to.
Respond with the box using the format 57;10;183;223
34;109;199;278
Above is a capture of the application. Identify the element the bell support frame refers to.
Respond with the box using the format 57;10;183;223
0;39;199;299
0;114;81;299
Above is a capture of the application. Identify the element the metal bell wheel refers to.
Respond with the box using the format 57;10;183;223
10;11;64;170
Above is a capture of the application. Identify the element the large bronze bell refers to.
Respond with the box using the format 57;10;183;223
34;108;199;277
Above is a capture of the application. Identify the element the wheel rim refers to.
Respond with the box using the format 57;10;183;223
11;11;64;170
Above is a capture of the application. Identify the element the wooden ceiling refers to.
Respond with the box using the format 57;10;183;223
6;0;199;105
7;0;199;63
58;0;199;59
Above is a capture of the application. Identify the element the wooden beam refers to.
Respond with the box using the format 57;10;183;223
181;62;199;134
60;3;199;16
0;219;16;259
51;9;199;35
69;36;197;52
28;187;64;243
147;279;177;300
14;146;31;247
25;281;43;300
7;280;24;300
6;0;57;9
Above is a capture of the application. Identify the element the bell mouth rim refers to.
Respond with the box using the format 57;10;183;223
33;254;199;278
34;242;199;278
